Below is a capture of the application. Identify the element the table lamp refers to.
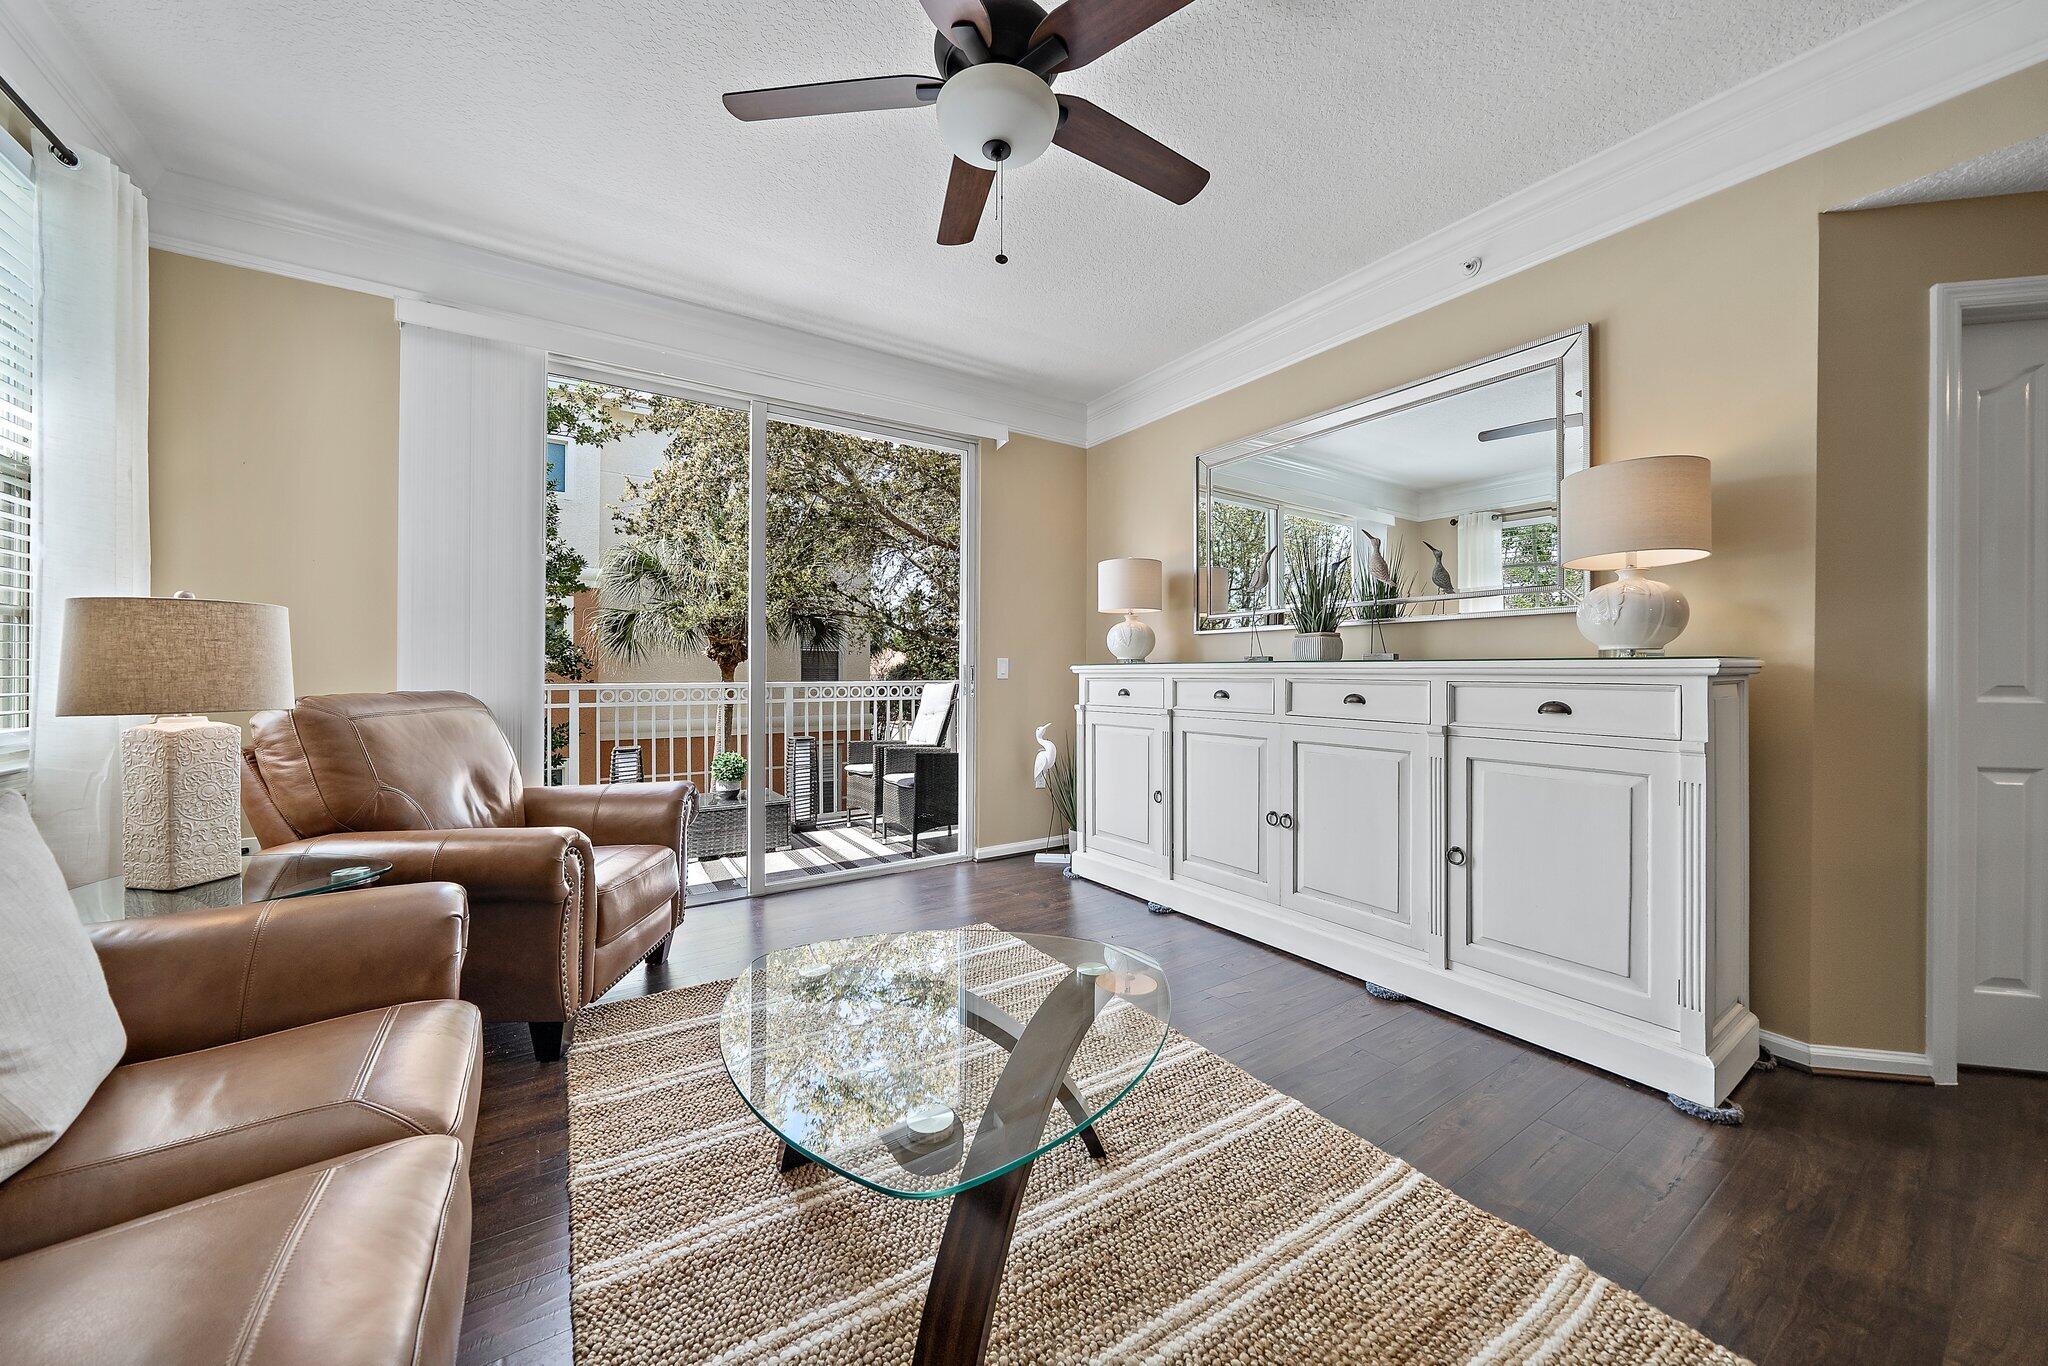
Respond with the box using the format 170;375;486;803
1098;558;1163;663
1196;565;1230;623
56;594;294;889
1560;455;1712;656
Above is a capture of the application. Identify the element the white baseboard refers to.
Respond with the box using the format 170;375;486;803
974;835;1069;861
1758;1030;1937;1081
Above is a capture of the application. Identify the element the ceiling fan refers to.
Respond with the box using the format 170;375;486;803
722;0;1210;253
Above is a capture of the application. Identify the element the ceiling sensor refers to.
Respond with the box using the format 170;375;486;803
721;0;1211;259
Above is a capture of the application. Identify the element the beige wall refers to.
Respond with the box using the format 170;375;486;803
975;434;1089;850
1813;190;2048;1050
149;252;400;704
1085;64;2048;1047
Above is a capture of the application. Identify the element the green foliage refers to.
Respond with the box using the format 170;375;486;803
1206;500;1272;615
548;380;962;681
1500;516;1582;610
1287;545;1351;634
1047;752;1077;836
710;750;746;783
545;487;592;680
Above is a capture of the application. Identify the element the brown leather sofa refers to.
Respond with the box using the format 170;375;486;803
240;690;696;1060
0;883;479;1366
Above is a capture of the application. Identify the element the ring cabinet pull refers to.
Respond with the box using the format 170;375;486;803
1447;846;1467;866
1116;687;1131;698
1279;813;1294;830
1265;811;1279;826
1342;693;1367;705
1153;790;1163;804
1213;689;1231;700
1537;700;1573;716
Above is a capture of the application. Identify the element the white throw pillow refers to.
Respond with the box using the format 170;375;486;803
0;790;126;1181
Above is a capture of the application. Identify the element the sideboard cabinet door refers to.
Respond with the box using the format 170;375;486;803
1083;711;1169;872
1445;736;1678;1029
1173;716;1281;903
1279;724;1431;956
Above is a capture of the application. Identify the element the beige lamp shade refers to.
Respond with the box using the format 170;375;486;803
1098;558;1163;614
1197;565;1231;614
56;595;294;716
1560;455;1713;571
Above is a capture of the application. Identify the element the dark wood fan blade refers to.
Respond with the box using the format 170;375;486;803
1054;96;1209;203
1031;0;1196;71
921;0;992;43
938;158;995;245
723;75;940;121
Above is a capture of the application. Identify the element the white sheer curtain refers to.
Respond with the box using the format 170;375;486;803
396;324;546;779
29;148;150;886
1458;510;1504;614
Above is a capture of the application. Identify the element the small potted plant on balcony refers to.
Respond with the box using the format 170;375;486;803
710;750;745;797
1287;551;1350;661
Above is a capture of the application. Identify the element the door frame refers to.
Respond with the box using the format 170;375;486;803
1925;274;2048;1085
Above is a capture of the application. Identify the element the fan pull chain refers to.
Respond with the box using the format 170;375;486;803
995;159;1009;265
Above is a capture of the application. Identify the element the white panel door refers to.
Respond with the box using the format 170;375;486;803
1173;717;1280;902
1446;736;1678;1028
1280;725;1431;955
1083;712;1168;871
1955;317;2048;1072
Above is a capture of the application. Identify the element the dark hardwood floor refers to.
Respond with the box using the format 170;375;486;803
459;858;2048;1365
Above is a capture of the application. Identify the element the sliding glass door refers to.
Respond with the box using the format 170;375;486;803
542;367;974;901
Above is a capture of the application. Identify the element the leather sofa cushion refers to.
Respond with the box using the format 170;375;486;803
593;844;679;948
0;792;126;1182
0;999;480;1259
247;691;525;838
0;1136;470;1366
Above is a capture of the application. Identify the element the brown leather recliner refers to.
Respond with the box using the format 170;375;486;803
239;690;697;1060
0;882;479;1366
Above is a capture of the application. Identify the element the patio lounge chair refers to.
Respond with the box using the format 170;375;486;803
844;682;957;853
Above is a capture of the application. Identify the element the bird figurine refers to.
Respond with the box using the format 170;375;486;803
1361;528;1395;596
1242;544;1277;661
1423;541;1455;600
1033;724;1057;790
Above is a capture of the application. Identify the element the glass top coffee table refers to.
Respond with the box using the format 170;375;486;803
718;928;1171;1365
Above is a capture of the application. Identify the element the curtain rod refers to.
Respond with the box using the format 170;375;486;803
0;71;77;167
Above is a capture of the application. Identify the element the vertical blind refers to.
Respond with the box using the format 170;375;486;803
0;146;33;744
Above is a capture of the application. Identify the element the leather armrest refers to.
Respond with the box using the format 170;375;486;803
263;827;595;901
523;782;697;853
89;883;469;1063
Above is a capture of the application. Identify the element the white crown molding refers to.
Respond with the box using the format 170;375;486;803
0;0;162;183
1082;0;2048;446
150;173;1086;446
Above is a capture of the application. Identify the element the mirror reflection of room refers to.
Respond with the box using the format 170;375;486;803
1199;332;1588;628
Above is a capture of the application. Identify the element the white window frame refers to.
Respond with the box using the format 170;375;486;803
0;137;35;778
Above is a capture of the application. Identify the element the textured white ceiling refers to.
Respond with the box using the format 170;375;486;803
50;0;1904;403
1837;131;2048;210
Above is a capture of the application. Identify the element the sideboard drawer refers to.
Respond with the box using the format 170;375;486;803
1449;681;1680;740
1288;679;1432;725
1172;677;1277;714
1086;676;1165;710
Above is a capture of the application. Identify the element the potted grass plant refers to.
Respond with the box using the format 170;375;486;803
1287;551;1350;661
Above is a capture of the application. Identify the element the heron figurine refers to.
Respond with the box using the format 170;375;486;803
1361;528;1396;596
1241;544;1277;661
1033;724;1057;789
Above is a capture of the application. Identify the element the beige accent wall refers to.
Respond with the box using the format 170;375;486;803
1085;65;2048;1047
1813;190;2048;1050
149;252;401;703
975;434;1089;851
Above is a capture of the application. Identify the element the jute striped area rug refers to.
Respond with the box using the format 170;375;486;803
564;966;1742;1364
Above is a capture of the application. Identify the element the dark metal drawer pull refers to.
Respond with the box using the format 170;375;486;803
1265;811;1278;826
1279;813;1294;830
1537;700;1573;716
1447;846;1467;866
1116;688;1131;698
1342;693;1367;705
1153;789;1163;804
1213;689;1231;700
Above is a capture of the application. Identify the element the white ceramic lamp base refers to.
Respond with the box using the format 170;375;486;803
122;716;243;890
1576;566;1691;657
1107;613;1156;664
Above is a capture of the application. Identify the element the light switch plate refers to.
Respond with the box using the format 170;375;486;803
996;657;1010;679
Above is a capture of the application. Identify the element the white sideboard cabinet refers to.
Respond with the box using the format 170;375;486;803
1071;659;1761;1108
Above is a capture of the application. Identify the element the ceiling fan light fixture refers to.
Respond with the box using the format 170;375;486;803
936;62;1058;170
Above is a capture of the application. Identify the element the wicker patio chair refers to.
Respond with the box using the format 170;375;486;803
845;682;955;835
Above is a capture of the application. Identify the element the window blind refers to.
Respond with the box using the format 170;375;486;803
0;147;33;747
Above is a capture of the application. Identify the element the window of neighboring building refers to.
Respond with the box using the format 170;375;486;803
800;645;841;682
545;439;567;493
0;145;36;771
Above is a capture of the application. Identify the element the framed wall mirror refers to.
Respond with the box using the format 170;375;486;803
1194;328;1589;632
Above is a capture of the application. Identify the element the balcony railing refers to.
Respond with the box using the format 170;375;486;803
543;680;943;827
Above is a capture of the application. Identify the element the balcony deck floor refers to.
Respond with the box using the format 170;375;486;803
687;814;959;896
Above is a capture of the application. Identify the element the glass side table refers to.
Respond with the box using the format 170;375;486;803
71;852;395;923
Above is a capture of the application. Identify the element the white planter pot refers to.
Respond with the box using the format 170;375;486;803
713;778;741;796
1292;632;1344;661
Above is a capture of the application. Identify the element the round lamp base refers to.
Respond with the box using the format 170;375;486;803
1576;567;1690;656
1107;615;1156;664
